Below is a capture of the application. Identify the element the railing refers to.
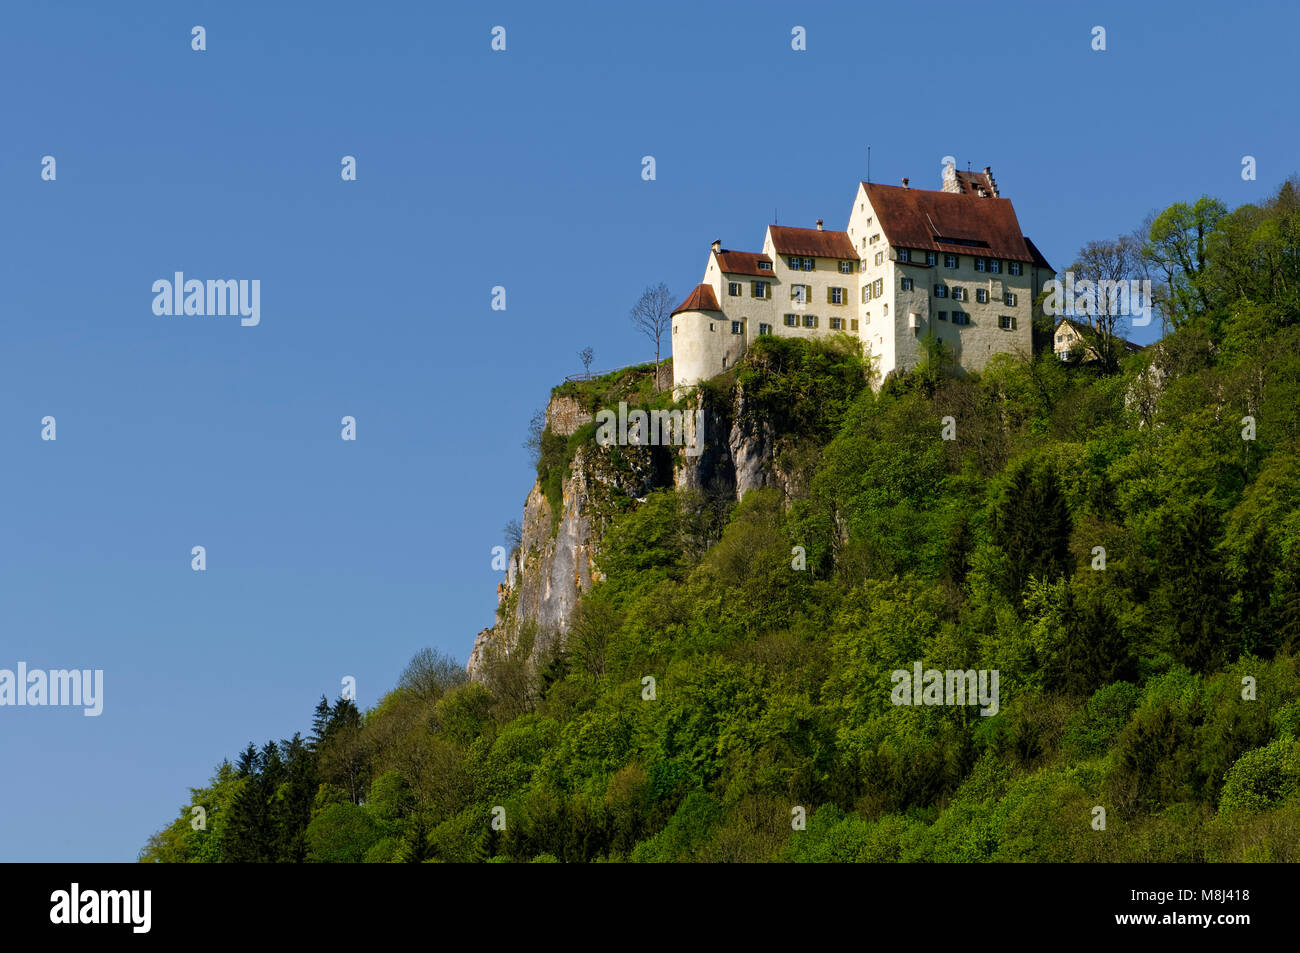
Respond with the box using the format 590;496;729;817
563;360;670;383
563;367;627;382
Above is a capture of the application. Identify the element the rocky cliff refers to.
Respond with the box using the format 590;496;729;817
466;369;795;682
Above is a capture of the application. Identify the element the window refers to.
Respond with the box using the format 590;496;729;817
728;282;741;296
976;288;988;303
990;260;1001;274
830;317;843;330
731;321;743;334
839;260;853;274
951;287;967;302
926;251;937;266
803;315;818;328
975;258;987;273
952;311;970;325
873;277;883;298
752;281;769;299
791;284;809;303
897;248;911;263
802;257;815;271
863;285;872;303
784;314;798;327
883;304;889;316
901;277;914;291
937;311;948;321
830;287;845;305
861;237;868;249
934;284;948;298
722;355;727;368
709;322;715;331
759;323;772;335
999;315;1015;330
874;251;884;266
758;260;773;271
787;256;801;270
1009;261;1022;276
851;319;859;331
869;233;880;244
944;254;958;268
1004;292;1017;306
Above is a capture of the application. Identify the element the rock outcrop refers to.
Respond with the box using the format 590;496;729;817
469;374;792;681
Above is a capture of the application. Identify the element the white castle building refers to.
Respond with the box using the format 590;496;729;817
670;161;1056;391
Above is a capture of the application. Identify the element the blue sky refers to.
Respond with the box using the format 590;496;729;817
0;0;1294;861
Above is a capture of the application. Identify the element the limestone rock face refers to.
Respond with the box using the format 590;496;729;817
674;383;792;501
674;390;736;497
727;385;777;499
468;440;662;682
546;394;592;438
469;375;794;682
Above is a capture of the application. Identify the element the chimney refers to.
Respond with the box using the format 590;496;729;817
711;239;721;254
901;177;910;188
815;219;823;230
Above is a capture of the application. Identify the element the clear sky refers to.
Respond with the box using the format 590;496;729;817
1;0;1295;861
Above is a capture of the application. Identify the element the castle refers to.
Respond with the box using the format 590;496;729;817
670;161;1056;390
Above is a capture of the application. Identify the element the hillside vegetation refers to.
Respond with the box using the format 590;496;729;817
143;181;1300;863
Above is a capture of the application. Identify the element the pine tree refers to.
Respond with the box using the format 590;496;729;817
272;733;317;862
310;695;332;750
225;743;270;862
993;460;1073;601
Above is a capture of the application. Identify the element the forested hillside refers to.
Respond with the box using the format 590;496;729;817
143;181;1300;862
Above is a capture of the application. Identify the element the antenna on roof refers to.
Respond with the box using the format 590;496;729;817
774;207;778;225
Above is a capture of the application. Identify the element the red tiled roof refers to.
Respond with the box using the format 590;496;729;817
768;225;856;260
863;183;1048;266
671;283;722;316
715;250;774;277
